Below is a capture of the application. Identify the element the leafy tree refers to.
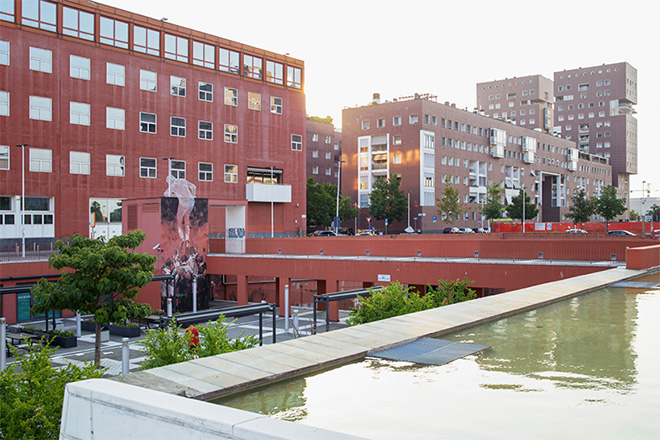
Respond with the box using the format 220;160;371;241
482;182;505;220
0;343;103;439
565;188;595;226
650;204;660;222
629;210;640;221
593;185;627;232
306;178;359;229
507;188;538;226
306;115;333;124
426;278;477;307
368;174;408;225
436;176;464;225
31;231;156;366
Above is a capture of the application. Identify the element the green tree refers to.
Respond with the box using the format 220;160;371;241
436;176;464;225
368;174;408;225
565;188;595;226
594;185;627;232
306;178;359;229
90;201;104;222
31;231;156;366
482;183;505;220
339;195;360;223
507;188;539;226
650;204;660;222
0;343;103;439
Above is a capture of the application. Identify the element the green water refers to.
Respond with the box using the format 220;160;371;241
216;285;660;439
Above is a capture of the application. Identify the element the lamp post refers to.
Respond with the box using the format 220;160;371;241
15;144;29;258
161;157;174;195
521;185;526;234
407;191;411;229
270;166;274;238
641;181;646;236
334;159;345;235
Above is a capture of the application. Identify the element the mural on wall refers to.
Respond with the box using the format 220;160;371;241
157;176;210;312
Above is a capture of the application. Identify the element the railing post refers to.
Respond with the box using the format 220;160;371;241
272;304;277;344
75;311;82;337
167;298;172;318
192;278;197;314
284;285;289;332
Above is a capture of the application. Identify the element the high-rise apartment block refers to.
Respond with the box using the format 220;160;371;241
306;117;342;185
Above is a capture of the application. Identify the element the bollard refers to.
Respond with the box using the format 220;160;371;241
284;285;289;332
1;317;6;371
121;337;129;375
167;298;172;318
292;309;299;334
192;278;197;314
75;311;82;338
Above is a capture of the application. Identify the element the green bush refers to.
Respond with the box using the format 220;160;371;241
426;277;477;307
0;343;103;440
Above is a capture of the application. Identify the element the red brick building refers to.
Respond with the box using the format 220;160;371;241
306;118;341;186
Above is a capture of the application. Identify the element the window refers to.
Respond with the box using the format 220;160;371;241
0;91;8;116
69;55;90;79
170;76;186;97
393;116;401;126
0;40;8;65
334;143;339;151
312;150;318;158
198;121;212;140
325;136;332;144
29;47;52;73
224;165;238;183
325;152;331;160
377;118;385;128
70;102;90;126
198;163;213;181
287;66;302;88
243;54;262;79
99;16;128;48
325;167;332;176
409;114;418;124
312;166;318;175
224;124;238;143
0;145;10;170
266;60;284;84
198;82;213;102
106;154;125;176
362;120;370;130
192;41;215;68
169;160;185;179
30;148;52;172
62;6;94;40
392;135;402;145
106;63;125;86
140;70;157;92
1;1;15;22
291;134;302;151
106;107;125;130
248;92;261;110
133;26;160;55
312;134;318;142
29;96;52;121
164;34;188;62
219;47;240;74
140;112;156;133
170;117;186;137
69;151;90;175
270;96;282;114
22;0;56;32
224;87;238;106
140;157;157;178
392;153;402;164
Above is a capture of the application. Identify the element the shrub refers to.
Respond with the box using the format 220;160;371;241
347;282;432;325
426;277;477;307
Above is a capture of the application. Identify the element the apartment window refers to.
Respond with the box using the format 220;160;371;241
198;121;213;140
248;92;261;110
224;165;238;183
192;41;215;68
29;96;52;121
99;16;128;48
62;6;94;41
312;150;318;158
106;154;125;176
325;167;332;176
30;148;52;172
106;63;125;86
198;162;213;181
286;66;302;88
106;107;125;130
325;152;331;160
0;91;8;116
376;118;385;128
224;87;238;106
0;1;15;22
312;166;318;175
243;54;263;79
169;160;185;179
0;145;9;170
409;114;419;124
29;47;52;73
140;157;157;178
140;70;157;92
312;134;318;142
140;112;156;133
392;153;402;164
133;26;160;55
0;40;8;65
164;34;188;62
22;0;56;32
325;136;332;144
334;143;339;151
170;76;186;97
170;117;186;137
393;116;401;126
224;124;238;143
266;60;284;84
199;82;213;102
70;102;90;126
291;134;303;151
69;55;91;80
362;120;370;130
271;96;283;114
218;48;240;74
69;151;90;175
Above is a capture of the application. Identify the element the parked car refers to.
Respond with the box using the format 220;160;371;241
474;228;488;233
356;230;373;236
314;230;338;236
566;229;588;234
443;227;460;234
459;228;475;234
608;230;635;236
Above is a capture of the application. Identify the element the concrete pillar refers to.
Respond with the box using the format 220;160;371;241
236;274;248;306
277;277;291;317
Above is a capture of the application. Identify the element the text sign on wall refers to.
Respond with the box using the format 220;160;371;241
378;274;391;282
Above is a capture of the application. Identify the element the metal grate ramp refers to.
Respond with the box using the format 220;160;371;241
611;281;660;289
370;337;491;366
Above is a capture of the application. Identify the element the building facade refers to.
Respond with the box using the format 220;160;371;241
342;95;612;233
306;118;341;185
0;0;307;244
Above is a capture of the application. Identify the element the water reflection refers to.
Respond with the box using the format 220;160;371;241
216;378;307;420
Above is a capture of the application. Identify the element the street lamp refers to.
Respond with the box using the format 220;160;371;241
161;157;174;196
407;191;411;229
270;166;275;238
15;144;30;258
335;159;345;235
521;184;526;234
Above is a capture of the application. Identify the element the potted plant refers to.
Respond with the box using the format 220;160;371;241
108;321;141;338
46;329;77;348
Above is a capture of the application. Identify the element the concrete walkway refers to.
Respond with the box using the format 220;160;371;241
113;267;646;401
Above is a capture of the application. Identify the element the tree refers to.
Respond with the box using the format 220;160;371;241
31;231;156;366
649;204;660;222
565;188;595;226
368;174;408;225
593;185;627;232
306;178;359;229
436;176;464;225
507;188;538;226
482;182;505;220
90;200;104;222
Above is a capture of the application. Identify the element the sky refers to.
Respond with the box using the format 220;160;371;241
104;0;660;200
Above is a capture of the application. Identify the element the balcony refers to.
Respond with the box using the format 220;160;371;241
246;183;292;203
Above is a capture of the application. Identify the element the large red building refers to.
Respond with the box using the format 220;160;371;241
0;0;307;247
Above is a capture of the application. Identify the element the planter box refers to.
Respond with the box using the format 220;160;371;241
81;320;96;332
51;335;77;348
108;324;141;338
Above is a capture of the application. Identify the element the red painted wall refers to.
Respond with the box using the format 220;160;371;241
626;244;660;270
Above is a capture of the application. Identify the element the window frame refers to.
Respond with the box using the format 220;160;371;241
198;82;213;102
139;157;157;179
192;41;215;68
62;6;94;41
198;120;213;140
69;151;90;175
170;76;186;97
164;34;188;62
106;107;125;130
0;145;10;170
169;160;186;179
29;96;52;121
248;92;261;111
291;134;303;151
224;87;238;106
198;162;213;182
139;70;157;92
70;101;91;126
170;116;186;137
0;40;8;65
270;96;282;114
29;147;52;172
29;47;52;73
0;91;8;116
218;47;240;74
224;124;238;143
69;55;90;80
224;164;238;183
106;62;125;86
99;16;129;49
106;154;125;177
139;112;157;134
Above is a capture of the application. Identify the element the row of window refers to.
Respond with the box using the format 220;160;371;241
311;151;336;160
310;134;334;143
0;0;303;88
311;166;338;177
